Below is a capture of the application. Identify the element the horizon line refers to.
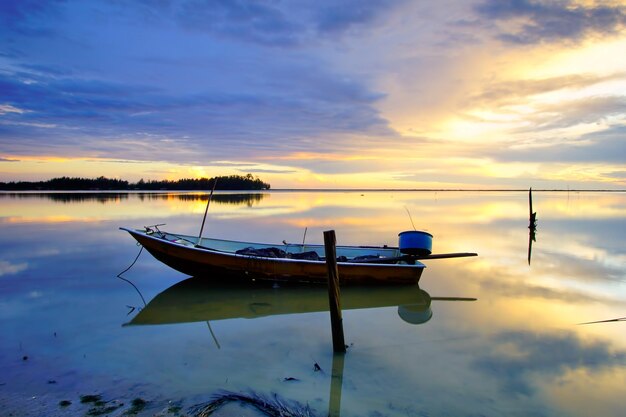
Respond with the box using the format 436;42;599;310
2;188;625;193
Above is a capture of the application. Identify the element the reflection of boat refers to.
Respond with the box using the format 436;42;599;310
126;278;476;326
121;226;476;285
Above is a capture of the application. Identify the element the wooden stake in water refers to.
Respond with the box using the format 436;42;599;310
528;187;538;265
529;187;535;220
324;230;346;353
197;179;218;245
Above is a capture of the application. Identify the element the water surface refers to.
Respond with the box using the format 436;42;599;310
1;191;625;416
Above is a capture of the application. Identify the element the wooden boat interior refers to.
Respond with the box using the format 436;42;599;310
142;226;403;262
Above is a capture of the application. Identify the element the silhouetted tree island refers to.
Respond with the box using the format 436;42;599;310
0;174;270;191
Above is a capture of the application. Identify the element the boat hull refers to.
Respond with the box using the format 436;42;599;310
123;228;424;285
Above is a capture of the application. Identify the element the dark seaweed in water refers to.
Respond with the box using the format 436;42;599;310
189;390;316;417
80;394;103;404
125;398;147;415
86;401;123;416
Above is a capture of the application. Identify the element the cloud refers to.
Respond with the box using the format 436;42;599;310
0;104;27;115
172;0;302;46
312;0;407;36
473;330;626;396
240;168;298;174
460;67;626;165
0;0;66;38
486;124;626;164
467;73;626;108
475;0;626;45
125;0;407;46
0;60;393;163
0;260;28;276
0;0;396;163
519;96;626;132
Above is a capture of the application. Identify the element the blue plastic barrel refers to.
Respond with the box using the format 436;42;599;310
398;230;433;256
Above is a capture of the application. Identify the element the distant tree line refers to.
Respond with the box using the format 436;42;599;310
0;176;129;191
134;174;270;190
0;174;270;191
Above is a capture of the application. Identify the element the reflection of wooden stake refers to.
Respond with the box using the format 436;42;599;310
324;230;346;353
328;352;345;417
529;187;537;228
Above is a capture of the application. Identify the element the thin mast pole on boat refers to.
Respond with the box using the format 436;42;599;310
197;179;218;245
302;227;308;253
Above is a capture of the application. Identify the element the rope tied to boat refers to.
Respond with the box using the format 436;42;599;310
116;244;147;308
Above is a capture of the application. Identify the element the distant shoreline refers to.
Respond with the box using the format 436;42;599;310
2;176;624;192
0;174;270;191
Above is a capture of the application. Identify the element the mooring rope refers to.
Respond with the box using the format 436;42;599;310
116;244;147;307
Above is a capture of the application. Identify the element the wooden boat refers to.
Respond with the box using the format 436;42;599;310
121;225;476;285
125;278;476;326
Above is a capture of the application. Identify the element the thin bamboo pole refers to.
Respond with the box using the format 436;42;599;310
197;179;218;245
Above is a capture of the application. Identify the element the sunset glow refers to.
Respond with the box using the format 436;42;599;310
1;1;625;189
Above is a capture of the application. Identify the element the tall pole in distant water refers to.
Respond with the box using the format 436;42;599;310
197;179;218;245
528;187;537;265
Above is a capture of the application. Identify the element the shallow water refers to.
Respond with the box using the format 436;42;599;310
0;190;625;416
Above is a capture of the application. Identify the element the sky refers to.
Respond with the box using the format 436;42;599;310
1;0;626;189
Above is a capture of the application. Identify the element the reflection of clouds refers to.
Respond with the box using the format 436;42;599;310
0;260;27;276
473;330;626;396
1;216;99;224
464;217;626;304
0;190;623;415
537;249;625;284
531;219;626;286
539;367;626;417
544;218;626;251
212;205;297;220
478;275;619;305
